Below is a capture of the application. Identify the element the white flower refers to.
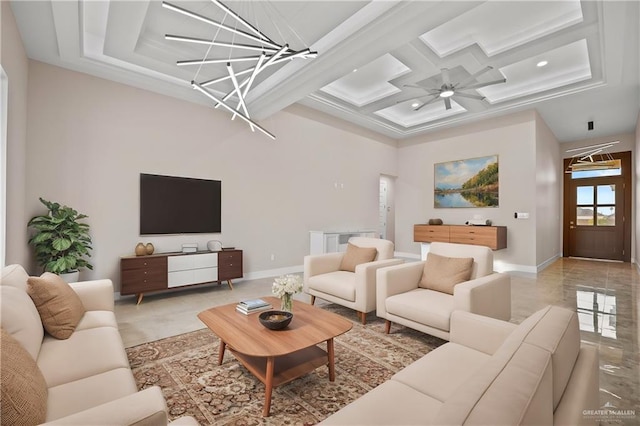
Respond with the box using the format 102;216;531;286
272;274;303;298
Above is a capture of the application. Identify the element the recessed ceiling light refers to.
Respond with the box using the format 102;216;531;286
536;60;548;67
439;90;454;98
411;102;420;108
352;68;358;73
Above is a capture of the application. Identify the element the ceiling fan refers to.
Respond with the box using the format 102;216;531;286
404;66;506;111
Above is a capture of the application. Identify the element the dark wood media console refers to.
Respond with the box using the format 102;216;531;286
120;249;243;304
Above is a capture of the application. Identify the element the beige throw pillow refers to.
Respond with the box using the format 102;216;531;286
0;328;48;425
420;252;474;294
27;272;85;339
339;243;378;272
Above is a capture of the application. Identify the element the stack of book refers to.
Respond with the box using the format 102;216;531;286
236;298;272;315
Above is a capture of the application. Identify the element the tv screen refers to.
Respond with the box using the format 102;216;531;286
140;173;221;235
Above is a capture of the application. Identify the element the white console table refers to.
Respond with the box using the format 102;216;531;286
309;230;378;255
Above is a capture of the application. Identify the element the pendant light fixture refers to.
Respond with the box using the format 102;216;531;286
163;0;318;139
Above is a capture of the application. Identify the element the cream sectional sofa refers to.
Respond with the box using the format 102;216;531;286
322;305;599;425
0;264;197;425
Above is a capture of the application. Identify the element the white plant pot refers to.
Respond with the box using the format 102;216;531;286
59;271;80;283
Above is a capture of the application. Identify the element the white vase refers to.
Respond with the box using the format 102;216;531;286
59;271;80;283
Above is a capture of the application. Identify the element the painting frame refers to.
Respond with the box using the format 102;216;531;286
434;155;499;208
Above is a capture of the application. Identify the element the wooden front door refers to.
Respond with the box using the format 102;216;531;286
563;151;631;261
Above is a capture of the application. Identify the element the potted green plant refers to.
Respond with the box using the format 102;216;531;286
28;198;93;282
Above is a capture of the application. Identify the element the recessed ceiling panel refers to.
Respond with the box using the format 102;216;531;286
375;99;466;128
420;1;583;57
479;39;592;103
320;54;411;107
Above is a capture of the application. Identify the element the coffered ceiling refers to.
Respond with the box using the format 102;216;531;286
10;0;640;142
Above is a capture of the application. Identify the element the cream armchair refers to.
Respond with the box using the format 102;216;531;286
304;237;403;324
377;242;510;340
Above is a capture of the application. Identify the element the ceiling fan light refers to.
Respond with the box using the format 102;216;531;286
536;60;548;67
411;101;420;108
440;90;454;98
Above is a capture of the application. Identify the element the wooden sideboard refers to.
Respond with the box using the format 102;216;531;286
414;224;507;250
121;249;243;304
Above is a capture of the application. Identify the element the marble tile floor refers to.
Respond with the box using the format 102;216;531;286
115;258;640;423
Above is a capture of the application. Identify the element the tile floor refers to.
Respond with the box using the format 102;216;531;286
115;257;640;422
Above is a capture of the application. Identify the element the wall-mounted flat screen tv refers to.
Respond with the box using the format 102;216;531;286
140;173;221;235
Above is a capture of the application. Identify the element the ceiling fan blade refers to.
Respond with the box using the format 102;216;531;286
441;68;451;85
455;66;493;88
396;93;437;104
414;96;440;111
453;92;485;101
444;97;452;110
459;78;506;90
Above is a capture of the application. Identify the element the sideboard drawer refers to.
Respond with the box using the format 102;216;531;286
414;225;450;243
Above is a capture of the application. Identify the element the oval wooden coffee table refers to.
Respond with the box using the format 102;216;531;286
197;296;352;416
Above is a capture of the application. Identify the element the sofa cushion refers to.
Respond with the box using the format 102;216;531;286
0;328;48;425
0;286;45;360
37;327;131;388
385;289;454;331
320;380;442;425
523;305;581;410
308;271;356;302
339;243;377;272
75;310;119;331
0;264;30;291
392;342;490;402
27;273;86;339
419;252;474;294
45;367;137;422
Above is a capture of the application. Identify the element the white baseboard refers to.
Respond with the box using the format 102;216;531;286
242;265;303;280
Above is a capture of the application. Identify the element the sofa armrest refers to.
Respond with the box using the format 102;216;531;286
450;310;517;355
68;279;115;312
453;272;511;321
376;262;424;318
353;258;404;313
43;386;168;425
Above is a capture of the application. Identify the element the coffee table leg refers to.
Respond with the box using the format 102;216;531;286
262;356;275;417
327;338;336;382
218;341;226;365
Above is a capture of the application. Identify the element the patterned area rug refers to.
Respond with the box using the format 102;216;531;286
125;304;446;425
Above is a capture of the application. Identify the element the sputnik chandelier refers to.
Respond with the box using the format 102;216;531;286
162;0;318;139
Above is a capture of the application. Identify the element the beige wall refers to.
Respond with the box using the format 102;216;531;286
535;111;562;267
395;111;540;271
24;61;397;291
1;1;29;267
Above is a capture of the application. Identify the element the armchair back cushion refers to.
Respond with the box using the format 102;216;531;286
348;237;394;260
419;252;474;294
0;328;48;425
339;243;378;272
27;273;86;340
429;242;493;279
0;285;44;360
0;264;30;291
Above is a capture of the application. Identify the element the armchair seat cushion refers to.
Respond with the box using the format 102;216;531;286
307;271;356;302
386;289;454;332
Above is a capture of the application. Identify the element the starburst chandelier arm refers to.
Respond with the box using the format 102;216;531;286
457;78;506;91
177;56;264;66
226;63;255;132
165;35;280;53
217;53;266;107
192;82;275;139
162;2;282;50
210;0;276;46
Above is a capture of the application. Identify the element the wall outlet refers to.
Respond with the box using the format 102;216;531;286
514;212;530;219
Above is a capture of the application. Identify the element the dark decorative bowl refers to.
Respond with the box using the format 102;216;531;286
259;310;293;330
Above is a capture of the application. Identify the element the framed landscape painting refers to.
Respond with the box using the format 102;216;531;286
434;155;499;208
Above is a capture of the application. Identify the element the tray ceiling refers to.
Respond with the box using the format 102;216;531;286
10;0;640;142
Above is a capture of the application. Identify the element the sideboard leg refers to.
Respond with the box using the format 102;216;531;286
136;293;144;305
226;279;234;290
